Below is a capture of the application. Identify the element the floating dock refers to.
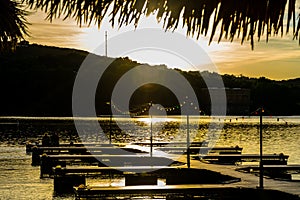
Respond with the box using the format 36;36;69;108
73;184;300;199
39;154;183;177
236;165;300;180
71;158;300;199
187;156;300;197
25;142;300;199
33;146;147;155
157;146;242;154
132;141;206;147
237;165;300;173
27;141;206;153
55;167;240;195
26;142;127;153
53;166;177;175
198;153;289;165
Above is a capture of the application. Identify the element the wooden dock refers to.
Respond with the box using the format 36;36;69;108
26;142;127;153
39;154;182;177
26;142;300;199
73;185;236;198
70;157;300;199
31;145;152;166
157;146;243;154
236;165;300;180
187;156;300;197
33;146;147;155
53;166;179;193
53;166;177;175
197;153;289;165
55;166;240;195
42;155;181;168
73;184;300;199
237;165;300;173
132;141;206;147
27;141;206;153
34;146;242;155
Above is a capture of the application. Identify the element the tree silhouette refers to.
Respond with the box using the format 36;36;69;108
1;0;300;52
23;0;300;48
0;0;28;53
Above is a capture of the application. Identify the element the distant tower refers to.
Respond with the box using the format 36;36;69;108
105;31;108;57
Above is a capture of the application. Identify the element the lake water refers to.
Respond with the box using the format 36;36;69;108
0;116;299;199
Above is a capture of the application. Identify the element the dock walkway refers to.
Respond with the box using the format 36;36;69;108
34;146;147;155
74;184;299;199
53;166;177;175
73;158;300;199
132;141;205;147
188;157;300;197
73;155;300;199
198;153;289;165
236;165;300;173
39;154;182;177
157;146;243;154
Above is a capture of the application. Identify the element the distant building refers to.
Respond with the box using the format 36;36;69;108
200;88;250;115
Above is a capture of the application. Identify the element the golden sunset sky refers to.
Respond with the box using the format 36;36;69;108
25;4;300;81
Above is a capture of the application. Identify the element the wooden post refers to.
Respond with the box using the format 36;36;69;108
31;146;40;166
150;115;153;157
258;108;264;189
105;31;108;57
109;115;112;144
187;115;190;168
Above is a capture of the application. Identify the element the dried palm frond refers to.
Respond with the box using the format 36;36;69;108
0;0;29;53
23;0;300;48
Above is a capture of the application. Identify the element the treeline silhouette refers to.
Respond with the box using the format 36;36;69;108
0;44;299;116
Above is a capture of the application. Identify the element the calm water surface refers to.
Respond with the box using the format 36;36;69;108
0;116;299;199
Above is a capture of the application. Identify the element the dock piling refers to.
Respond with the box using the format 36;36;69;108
259;107;264;189
31;146;40;166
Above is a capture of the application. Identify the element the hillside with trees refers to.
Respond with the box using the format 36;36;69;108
1;44;300;116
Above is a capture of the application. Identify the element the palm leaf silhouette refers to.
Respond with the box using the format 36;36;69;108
2;0;300;52
0;0;28;53
23;0;300;49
